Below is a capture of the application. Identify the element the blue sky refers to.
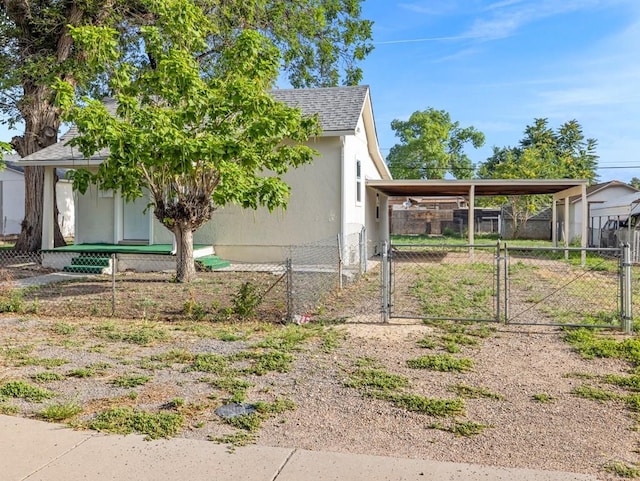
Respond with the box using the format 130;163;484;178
360;0;640;182
1;1;638;182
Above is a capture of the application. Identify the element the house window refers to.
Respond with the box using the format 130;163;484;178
376;193;380;221
356;160;362;204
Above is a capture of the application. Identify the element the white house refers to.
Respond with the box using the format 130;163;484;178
1;157;74;238
16;85;391;267
558;180;638;244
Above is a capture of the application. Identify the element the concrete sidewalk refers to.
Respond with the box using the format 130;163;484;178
1;415;597;481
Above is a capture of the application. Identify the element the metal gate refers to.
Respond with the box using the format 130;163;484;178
383;242;633;332
385;243;501;323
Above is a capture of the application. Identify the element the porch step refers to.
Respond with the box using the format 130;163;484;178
62;255;112;274
196;255;231;271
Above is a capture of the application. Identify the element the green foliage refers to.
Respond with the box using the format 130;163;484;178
31;372;65;383
344;369;410;393
233;282;263;319
477;118;598;238
39;402;83;421
111;375;152;388
88;407;184;439
449;384;503;400
0;380;55;402
431;420;491;436
67;362;111;378
388;393;465;416
254;324;316;351
186;354;229;374
604;461;640;478
564;329;640;366
54;1;324;282
571;384;619;402
93;322;169;346
406;354;473;372
0;403;19;415
222;399;295;433
209;377;253;404
531;393;555;403
50;322;77;336
386;108;485;180
236;350;295;375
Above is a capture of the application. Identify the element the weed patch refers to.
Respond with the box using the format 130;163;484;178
431;420;491;436
31;372;65;383
93;322;169;346
0;403;19;415
111;375;152;388
235;350;294;375
532;393;555;403
604;460;640;478
449;384;503;400
572;384;619;402
407;354;473;372
0;380;54;402
39;402;82;421
186;354;229;374
388;393;465;416
88;407;184;439
344;369;410;393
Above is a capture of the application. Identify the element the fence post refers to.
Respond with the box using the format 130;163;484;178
622;244;633;333
381;241;389;323
359;226;367;275
111;253;116;317
495;241;501;323
337;234;343;289
504;243;509;324
285;258;293;323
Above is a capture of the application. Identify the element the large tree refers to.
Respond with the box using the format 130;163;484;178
0;0;373;251
386;108;485;180
478;118;599;238
55;0;321;283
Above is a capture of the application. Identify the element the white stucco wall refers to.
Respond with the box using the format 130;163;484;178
0;169;25;235
198;137;342;262
568;185;637;242
75;185;115;244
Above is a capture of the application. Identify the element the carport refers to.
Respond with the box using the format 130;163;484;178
366;178;589;249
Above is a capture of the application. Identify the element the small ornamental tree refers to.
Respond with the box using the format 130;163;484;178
54;0;320;282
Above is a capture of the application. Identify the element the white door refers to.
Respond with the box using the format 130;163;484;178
122;195;150;242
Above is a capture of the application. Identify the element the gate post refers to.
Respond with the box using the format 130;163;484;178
504;243;510;323
495;241;501;323
382;241;389;323
622;244;633;333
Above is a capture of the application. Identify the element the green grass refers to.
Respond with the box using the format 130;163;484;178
431;420;491;436
406;354;473;372
0;403;19;415
31;372;65;383
449;384;503;400
605;374;640;392
531;393;555;403
39;401;82;421
571;384;619;402
208;377;253;403
110;375;152;388
235;350;295;375
93;321;169;346
185;353;229;374
344;369;410;393
67;362;112;378
387;393;465;416
0;380;54;402
88;407;184;439
564;329;640;366
604;461;640;478
254;324;317;351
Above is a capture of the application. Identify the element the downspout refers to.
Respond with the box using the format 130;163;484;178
340;136;347;258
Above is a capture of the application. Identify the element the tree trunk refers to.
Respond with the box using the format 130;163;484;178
12;85;66;251
174;223;196;283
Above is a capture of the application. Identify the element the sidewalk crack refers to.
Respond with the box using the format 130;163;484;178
272;448;298;481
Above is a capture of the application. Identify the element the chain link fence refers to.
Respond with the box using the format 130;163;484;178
0;228;382;323
0;240;636;330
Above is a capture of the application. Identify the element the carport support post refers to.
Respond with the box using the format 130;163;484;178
382;241;389;323
468;185;475;261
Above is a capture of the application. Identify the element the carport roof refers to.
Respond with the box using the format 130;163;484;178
366;179;588;198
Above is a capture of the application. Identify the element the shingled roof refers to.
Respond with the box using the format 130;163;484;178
271;85;370;134
19;86;372;165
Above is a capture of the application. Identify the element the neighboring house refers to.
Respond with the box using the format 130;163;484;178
1;156;74;238
16;85;391;266
557;180;639;244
